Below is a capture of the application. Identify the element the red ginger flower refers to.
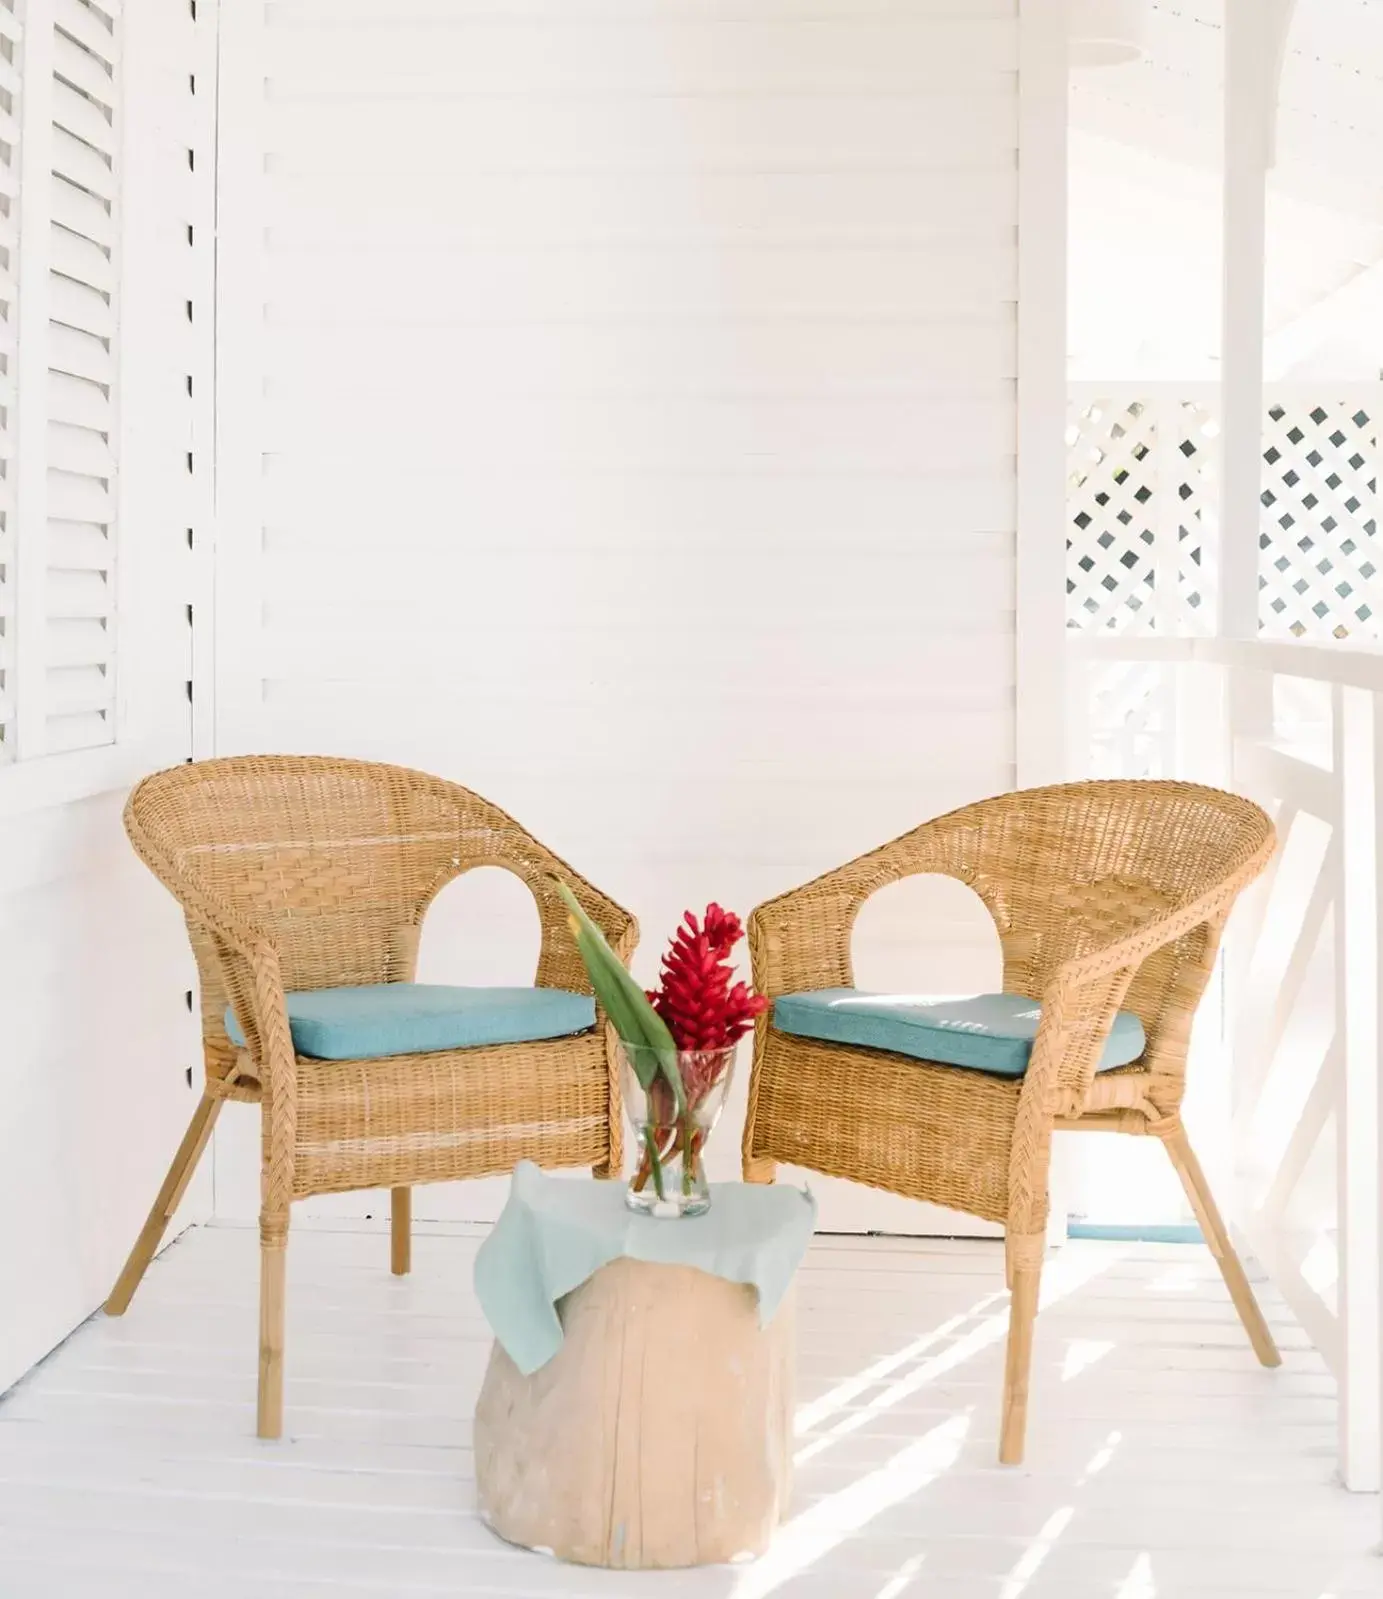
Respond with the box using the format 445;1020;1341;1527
648;903;768;1054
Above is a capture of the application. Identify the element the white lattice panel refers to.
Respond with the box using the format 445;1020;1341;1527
1068;398;1156;632
1067;391;1383;644
1177;401;1218;625
1259;399;1381;640
1067;394;1216;635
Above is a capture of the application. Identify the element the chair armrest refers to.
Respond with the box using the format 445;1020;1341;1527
179;882;295;1085
532;866;638;994
1004;901;1208;1232
1019;861;1268;1119
171;878;298;1216
431;780;637;988
1057;875;1248;990
174;873;274;969
1005;899;1224;1235
749;816;973;997
126;813;293;1079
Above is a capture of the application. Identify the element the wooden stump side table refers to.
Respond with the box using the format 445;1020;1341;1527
471;1162;815;1570
476;1257;794;1568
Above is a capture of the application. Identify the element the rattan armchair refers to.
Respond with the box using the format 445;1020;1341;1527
742;779;1278;1465
105;755;636;1438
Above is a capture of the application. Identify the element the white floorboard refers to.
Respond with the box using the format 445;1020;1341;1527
0;1222;1378;1598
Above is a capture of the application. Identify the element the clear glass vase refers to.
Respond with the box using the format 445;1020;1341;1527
617;1043;738;1218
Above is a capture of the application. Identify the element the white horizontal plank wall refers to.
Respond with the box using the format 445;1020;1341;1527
214;0;1029;1227
0;0;215;1395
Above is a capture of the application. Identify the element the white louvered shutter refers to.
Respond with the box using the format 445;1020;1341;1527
7;0;119;760
44;0;118;753
0;1;17;757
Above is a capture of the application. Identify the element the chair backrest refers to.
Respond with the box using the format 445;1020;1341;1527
947;779;1273;1084
124;755;551;1078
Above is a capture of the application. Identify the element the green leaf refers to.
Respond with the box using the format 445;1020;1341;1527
574;931;657;1089
550;879;683;1110
551;882;665;1042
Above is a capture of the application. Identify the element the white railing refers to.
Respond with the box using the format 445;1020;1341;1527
1070;633;1383;1492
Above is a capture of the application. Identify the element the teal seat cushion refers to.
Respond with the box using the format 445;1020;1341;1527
771;990;1145;1078
224;983;596;1062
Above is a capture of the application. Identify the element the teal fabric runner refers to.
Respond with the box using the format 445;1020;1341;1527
474;1162;818;1375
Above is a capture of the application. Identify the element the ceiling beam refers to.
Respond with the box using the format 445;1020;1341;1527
1263;0;1298;166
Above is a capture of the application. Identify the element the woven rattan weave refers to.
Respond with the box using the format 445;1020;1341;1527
742;779;1278;1464
104;755;636;1437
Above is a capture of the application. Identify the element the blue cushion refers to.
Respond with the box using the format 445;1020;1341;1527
223;983;596;1061
771;990;1145;1079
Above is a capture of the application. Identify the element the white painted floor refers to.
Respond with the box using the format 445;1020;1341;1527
0;1222;1378;1598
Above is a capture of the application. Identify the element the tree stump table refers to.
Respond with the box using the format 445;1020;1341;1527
472;1162;816;1570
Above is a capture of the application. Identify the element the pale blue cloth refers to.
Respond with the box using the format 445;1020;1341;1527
222;983;594;1060
771;989;1146;1077
474;1162;818;1375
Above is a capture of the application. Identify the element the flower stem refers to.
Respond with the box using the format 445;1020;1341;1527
643;1126;666;1201
680;1115;695;1196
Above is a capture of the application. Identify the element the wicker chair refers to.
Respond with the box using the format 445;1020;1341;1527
105;755;635;1438
742;779;1278;1464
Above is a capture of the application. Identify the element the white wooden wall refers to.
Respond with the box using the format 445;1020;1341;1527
0;0;216;1394
0;797;191;1393
210;0;1057;1225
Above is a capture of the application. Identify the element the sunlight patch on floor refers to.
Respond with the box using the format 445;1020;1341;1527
998;1505;1075;1599
732;1416;970;1599
1114;1551;1157;1598
794;1293;1005;1437
1060;1337;1115;1380
989;1422;1128;1599
870;1552;926;1599
1081;1429;1123;1477
795;1247;1123;1466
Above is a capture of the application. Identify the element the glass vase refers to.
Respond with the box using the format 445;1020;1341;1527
617;1043;738;1218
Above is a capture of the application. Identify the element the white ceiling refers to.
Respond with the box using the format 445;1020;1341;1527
1069;0;1383;379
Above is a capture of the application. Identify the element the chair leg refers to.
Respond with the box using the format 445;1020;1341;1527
105;1094;221;1315
390;1187;411;1276
258;1220;289;1439
743;1156;777;1185
1000;1235;1044;1466
1160;1122;1281;1368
